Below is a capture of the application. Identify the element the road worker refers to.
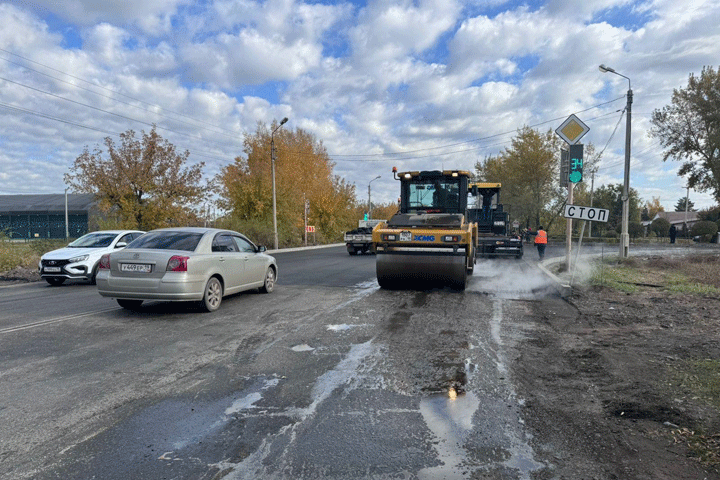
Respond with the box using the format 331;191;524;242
534;226;548;260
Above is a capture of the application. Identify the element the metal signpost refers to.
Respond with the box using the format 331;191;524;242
556;114;590;270
306;225;316;245
564;205;609;284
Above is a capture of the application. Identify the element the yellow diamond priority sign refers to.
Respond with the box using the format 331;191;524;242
556;114;589;145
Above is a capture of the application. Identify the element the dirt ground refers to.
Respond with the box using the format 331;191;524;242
0;266;41;284
520;254;720;479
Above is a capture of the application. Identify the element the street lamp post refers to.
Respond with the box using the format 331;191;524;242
271;117;288;250
64;187;69;239
599;64;632;258
368;175;381;219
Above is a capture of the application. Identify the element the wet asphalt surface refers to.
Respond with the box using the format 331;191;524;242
1;243;572;479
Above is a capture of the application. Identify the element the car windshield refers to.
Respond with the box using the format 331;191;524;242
67;233;117;248
408;178;461;211
126;231;203;251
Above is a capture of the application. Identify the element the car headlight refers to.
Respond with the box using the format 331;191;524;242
69;254;89;263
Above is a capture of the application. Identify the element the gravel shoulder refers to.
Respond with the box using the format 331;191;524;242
517;253;720;479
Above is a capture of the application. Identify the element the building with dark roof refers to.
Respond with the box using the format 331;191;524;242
0;194;96;239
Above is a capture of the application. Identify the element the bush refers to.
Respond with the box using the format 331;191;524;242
650;217;671;237
629;221;644;239
0;238;68;272
603;230;619;239
691;221;719;243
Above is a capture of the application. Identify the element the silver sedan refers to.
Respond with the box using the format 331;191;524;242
96;227;277;311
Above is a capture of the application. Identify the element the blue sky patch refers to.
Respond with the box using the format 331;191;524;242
229;80;288;104
592;3;654;31
42;13;83;49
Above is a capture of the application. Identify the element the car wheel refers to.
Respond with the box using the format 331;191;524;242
202;277;223;312
260;266;276;294
117;299;143;310
90;264;99;285
46;278;65;286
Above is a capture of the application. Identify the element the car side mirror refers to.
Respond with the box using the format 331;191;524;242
257;245;267;253
115;242;127;248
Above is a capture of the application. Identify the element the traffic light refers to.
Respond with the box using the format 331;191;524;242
569;144;583;183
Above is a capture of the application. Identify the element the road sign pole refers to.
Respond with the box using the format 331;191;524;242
566;183;572;270
570;220;587;286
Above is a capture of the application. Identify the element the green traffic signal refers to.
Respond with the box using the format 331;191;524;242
569;144;583;183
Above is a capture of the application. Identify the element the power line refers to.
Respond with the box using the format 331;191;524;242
0;55;244;142
0;45;629;166
328;97;626;158
0;47;629;163
594;109;625;167
0;101;233;163
0;75;246;152
0;101;117;136
0;47;238;137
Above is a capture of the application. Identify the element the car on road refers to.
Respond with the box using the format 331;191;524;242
96;227;277;311
39;230;146;286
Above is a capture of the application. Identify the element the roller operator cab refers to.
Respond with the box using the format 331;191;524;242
467;183;523;258
373;168;477;291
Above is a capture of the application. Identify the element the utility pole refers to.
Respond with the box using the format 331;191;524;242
304;196;309;247
600;64;632;258
271;117;288;250
685;185;689;238
64;187;69;239
368;175;381;219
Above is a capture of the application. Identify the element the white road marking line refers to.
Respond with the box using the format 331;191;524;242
0;307;118;334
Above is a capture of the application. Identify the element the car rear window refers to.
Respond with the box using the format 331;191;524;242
127;232;203;251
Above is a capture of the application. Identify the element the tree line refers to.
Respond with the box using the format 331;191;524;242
66;66;720;244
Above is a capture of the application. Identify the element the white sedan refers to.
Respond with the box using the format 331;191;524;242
96;227;277;312
39;230;145;286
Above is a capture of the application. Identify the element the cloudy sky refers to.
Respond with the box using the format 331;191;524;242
1;0;719;212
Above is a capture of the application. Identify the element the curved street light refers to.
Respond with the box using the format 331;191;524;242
599;64;632;258
271;117;289;250
368;175;381;219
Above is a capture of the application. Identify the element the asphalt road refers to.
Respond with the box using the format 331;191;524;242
1;245;565;479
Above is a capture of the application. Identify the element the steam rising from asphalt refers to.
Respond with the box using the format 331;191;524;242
468;259;557;299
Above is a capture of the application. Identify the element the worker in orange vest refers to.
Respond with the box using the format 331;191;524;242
534;226;548;260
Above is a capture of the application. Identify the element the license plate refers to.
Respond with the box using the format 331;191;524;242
400;231;412;242
44;267;61;273
120;263;152;273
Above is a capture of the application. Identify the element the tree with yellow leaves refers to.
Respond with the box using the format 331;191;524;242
65;127;208;230
218;122;357;247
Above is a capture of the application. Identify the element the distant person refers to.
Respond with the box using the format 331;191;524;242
534;226;548;260
669;224;677;244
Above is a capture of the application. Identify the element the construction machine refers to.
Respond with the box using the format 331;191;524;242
373;168;477;290
344;219;382;255
467;183;523;258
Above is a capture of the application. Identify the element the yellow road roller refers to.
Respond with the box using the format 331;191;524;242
373;168;477;290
